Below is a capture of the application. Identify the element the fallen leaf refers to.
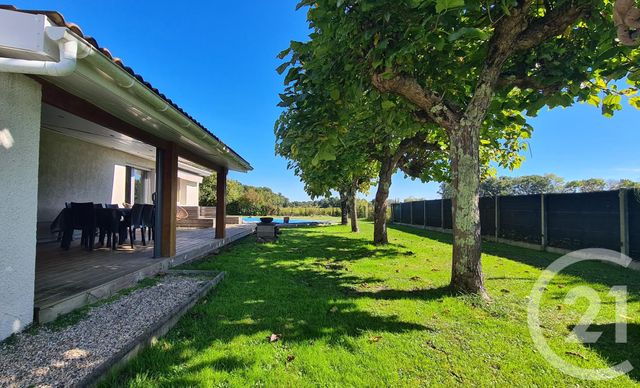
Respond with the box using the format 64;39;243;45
329;306;338;313
557;284;565;289
286;355;295;362
557;305;563;310
369;335;383;343
500;289;510;293
410;276;422;281
269;333;281;343
565;351;586;360
431;268;439;272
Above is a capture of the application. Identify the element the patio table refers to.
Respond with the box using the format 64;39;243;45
51;207;132;250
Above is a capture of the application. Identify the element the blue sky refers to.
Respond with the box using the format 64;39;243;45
13;1;640;201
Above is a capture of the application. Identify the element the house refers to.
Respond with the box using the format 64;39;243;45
0;6;252;341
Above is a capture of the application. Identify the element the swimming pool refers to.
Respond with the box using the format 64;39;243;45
242;217;322;224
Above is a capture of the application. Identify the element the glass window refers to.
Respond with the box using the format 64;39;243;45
125;166;150;204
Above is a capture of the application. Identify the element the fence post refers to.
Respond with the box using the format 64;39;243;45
441;199;445;231
620;189;630;256
423;200;427;229
541;194;547;249
494;195;500;240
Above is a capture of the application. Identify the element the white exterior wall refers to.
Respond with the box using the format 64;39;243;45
37;130;155;239
0;73;42;341
177;178;200;206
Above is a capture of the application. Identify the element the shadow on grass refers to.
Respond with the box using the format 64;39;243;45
101;227;451;386
389;224;640;303
566;323;640;382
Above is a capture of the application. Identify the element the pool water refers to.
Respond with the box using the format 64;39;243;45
242;217;321;224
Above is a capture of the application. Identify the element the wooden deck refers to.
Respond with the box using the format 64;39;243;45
34;225;255;322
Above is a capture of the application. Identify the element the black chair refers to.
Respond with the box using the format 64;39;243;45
97;208;121;250
128;204;146;248
62;202;96;251
141;204;155;243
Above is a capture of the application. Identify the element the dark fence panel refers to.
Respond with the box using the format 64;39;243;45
547;191;620;251
499;194;541;244
392;204;401;222
425;200;442;227
411;201;425;226
401;202;411;224
443;199;453;229
479;197;496;236
629;190;640;260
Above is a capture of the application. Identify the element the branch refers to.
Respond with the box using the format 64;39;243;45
514;1;590;52
371;74;461;131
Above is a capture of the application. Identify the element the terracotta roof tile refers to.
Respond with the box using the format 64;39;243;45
0;4;250;169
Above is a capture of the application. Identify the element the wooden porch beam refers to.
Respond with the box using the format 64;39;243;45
39;80;169;149
175;144;226;173
158;143;178;257
216;168;228;239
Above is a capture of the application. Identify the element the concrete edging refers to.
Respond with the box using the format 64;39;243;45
83;271;226;387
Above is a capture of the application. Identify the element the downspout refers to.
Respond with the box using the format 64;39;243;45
0;27;90;76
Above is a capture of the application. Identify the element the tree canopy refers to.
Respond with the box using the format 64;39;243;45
278;0;639;296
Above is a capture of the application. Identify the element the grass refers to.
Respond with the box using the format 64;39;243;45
102;222;640;386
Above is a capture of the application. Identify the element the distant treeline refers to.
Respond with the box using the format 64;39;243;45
199;174;371;216
437;174;640;199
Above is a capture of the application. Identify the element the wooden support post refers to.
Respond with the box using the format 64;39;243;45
541;194;547;249
215;167;228;239
620;188;630;256
156;143;178;257
495;196;500;240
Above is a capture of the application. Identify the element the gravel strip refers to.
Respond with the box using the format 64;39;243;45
0;276;209;387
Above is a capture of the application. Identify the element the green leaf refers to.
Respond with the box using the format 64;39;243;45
276;62;289;75
603;94;621;106
436;0;465;13
381;100;396;110
499;0;511;16
630;97;640;109
330;88;341;101
586;94;601;107
277;47;291;60
448;27;489;42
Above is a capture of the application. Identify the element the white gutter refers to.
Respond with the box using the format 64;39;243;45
78;47;252;171
0;11;251;171
0;27;90;76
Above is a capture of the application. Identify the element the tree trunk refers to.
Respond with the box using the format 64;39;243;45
349;186;359;233
339;192;348;225
449;125;487;298
373;157;395;245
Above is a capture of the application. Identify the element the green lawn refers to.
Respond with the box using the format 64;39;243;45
103;222;640;387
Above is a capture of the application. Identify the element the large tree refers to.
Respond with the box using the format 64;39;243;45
275;90;376;232
282;0;639;297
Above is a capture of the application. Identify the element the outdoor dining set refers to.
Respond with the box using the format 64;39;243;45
51;203;155;251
